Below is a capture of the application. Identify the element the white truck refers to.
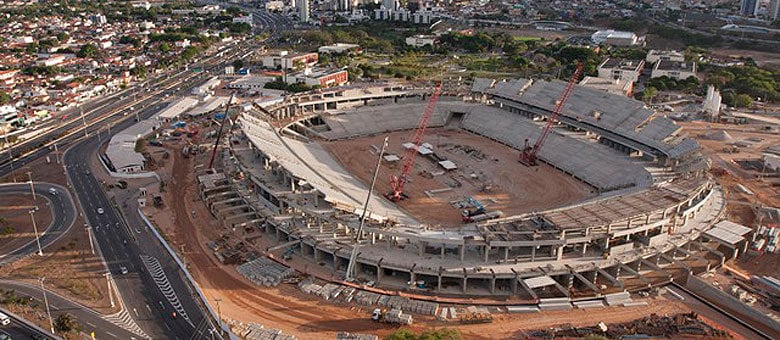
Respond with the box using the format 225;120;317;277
371;308;413;325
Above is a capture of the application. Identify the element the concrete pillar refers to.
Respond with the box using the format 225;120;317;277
582;243;588;255
556;245;564;261
314;248;321;262
377;265;383;283
419;241;426;256
567;274;574;290
511;273;518;295
440;244;445;259
437;273;442;291
504;247;509;262
410;271;416;285
459;244;465;262
531;246;536;262
462;272;468;293
484;245;490;263
490;275;496;294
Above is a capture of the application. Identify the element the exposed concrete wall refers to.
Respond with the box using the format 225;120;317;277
685;275;780;335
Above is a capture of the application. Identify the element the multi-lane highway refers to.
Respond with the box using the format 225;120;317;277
0;183;75;265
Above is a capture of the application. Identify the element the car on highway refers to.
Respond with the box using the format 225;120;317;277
120;266;128;275
97;207;104;214
48;187;57;195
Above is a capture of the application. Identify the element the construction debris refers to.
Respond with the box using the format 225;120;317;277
336;332;378;340
526;312;731;339
230;320;296;340
297;280;440;316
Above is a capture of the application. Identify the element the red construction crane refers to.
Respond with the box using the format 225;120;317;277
386;82;443;201
519;63;583;166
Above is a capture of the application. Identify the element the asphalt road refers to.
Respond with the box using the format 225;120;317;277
64;101;218;339
0;313;53;340
0;280;133;339
0;183;76;266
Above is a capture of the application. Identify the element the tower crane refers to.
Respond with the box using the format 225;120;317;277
386;82;442;201
519;63;583;166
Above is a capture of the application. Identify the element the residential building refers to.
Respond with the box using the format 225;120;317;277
651;60;697;80
296;0;310;22
770;0;780;20
740;0;759;16
233;14;253;26
284;68;348;88
597;58;644;84
646;50;685;64
36;55;67;67
405;35;437;47
579;76;633;97
262;51;318;70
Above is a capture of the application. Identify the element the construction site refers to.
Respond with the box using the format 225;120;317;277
130;67;780;339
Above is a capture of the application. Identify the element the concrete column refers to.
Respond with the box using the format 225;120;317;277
567;274;574;290
440;244;445;259
459;244;465;262
437;273;442;291
556;246;563;261
490;276;496;294
484;245;490;263
511;273;518;295
582;243;588;255
462;273;468;293
410;271;416;285
314;249;321;262
531;246;536;262
376;265;383;283
504;247;509;262
419;241;426;256
371;232;376;244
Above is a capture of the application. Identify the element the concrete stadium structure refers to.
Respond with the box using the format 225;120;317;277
208;80;726;299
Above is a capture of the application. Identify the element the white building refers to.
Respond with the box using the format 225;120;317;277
296;0;310;22
284;68;348;88
646;50;685;64
703;85;722;120
266;1;284;11
591;30;643;46
597;59;644;84
318;43;360;54
262;51;318;70
233;14;253;26
651;60;697;80
405;35;437;47
227;75;277;90
36;55;67;67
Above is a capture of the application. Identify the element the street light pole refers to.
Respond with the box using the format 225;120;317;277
80;108;88;138
29;209;43;256
214;298;223;335
85;224;95;254
105;273;115;308
39;277;55;334
27;171;36;203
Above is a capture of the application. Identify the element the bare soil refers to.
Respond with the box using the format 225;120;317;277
321;128;594;226
0;195;51;255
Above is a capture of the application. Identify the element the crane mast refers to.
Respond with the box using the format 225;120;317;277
519;63;583;166
386;82;442;201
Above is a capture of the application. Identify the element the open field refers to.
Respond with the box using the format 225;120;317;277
0;195;51;256
321;128;594;226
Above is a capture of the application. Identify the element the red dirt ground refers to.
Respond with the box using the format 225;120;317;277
320;128;595;226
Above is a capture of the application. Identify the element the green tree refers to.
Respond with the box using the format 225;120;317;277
386;328;461;340
160;42;171;53
640;86;658;102
76;43;99;58
54;313;79;333
732;94;753;108
56;32;69;42
0;91;9;105
232;59;244;70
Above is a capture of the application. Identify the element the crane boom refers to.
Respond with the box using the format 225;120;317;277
520;63;583;166
386;82;442;201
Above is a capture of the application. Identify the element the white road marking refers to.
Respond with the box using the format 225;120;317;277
106;331;118;338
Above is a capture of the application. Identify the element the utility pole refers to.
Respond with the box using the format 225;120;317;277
27;171;36;203
39;277;55;334
80;108;88;138
105;273;115;308
346;136;388;280
4;134;17;182
54;143;59;164
29;209;43;256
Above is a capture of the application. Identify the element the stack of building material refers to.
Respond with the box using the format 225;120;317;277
378;295;439;316
384;309;413;325
233;322;297;340
506;305;540;313
448;307;458;319
621;301;649;307
236;257;296;287
604;291;632;306
538;297;573;311
336;332;378;340
573;300;606;309
353;291;382;306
